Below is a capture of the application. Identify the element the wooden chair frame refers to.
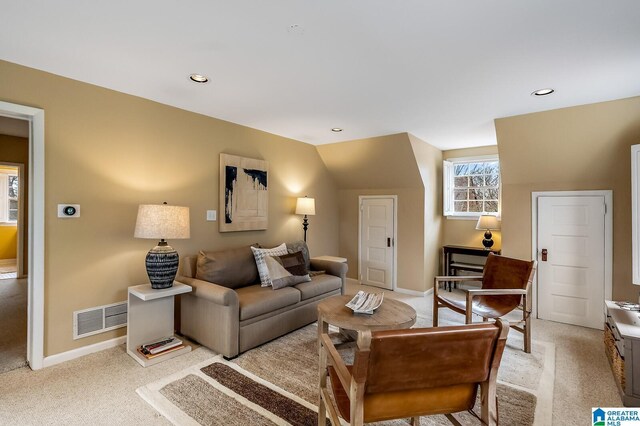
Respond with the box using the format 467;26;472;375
433;260;536;353
318;321;510;426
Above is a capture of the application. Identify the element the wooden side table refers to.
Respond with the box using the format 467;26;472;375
126;282;192;367
317;295;416;347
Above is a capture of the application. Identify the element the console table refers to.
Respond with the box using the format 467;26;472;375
605;300;640;406
442;245;500;291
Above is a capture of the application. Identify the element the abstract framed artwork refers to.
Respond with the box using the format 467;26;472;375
219;153;268;232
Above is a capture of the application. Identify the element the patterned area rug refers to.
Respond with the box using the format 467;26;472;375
138;323;555;425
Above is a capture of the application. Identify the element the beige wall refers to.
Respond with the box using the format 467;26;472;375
0;59;339;356
408;134;443;290
337;188;426;291
442;145;501;250
495;96;640;301
318;133;441;292
0;135;28;270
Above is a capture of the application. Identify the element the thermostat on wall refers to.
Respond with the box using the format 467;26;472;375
58;204;80;218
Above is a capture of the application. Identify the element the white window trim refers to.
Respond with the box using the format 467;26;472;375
443;154;500;218
0;171;18;224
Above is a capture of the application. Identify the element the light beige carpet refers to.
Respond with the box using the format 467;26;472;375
138;322;555;425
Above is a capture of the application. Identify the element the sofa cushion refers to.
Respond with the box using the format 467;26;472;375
295;274;342;300
286;241;311;271
196;246;259;289
237;285;301;321
251;243;289;287
265;256;311;290
275;251;309;276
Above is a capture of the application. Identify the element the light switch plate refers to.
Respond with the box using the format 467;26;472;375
58;204;81;218
206;210;217;221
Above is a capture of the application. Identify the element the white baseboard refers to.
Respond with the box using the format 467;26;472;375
394;287;432;297
347;277;432;297
42;335;126;368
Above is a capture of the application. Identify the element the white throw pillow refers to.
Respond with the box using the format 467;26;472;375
251;243;288;287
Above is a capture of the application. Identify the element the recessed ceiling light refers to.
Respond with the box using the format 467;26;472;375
287;24;305;35
331;128;343;132
531;88;554;96
189;74;209;83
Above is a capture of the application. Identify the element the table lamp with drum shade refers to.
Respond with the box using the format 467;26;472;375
295;196;315;242
134;203;190;289
476;214;500;250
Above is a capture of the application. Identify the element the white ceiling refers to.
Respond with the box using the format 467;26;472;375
1;1;639;149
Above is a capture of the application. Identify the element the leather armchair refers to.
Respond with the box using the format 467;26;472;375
318;320;510;426
433;253;537;353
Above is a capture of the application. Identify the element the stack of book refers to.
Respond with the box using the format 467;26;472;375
137;336;185;359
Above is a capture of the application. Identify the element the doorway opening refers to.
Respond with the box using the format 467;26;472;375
0;163;25;280
0;118;29;373
0;101;45;370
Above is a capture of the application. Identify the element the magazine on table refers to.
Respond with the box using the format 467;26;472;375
139;336;183;355
346;290;384;314
137;344;185;360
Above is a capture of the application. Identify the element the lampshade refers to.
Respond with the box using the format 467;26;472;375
295;196;316;216
134;204;190;240
476;215;500;231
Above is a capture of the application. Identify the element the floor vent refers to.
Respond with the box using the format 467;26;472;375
73;301;127;339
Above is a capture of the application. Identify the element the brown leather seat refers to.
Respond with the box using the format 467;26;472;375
434;253;537;353
318;320;509;426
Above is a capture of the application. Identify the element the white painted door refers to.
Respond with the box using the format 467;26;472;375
537;196;605;329
359;197;395;290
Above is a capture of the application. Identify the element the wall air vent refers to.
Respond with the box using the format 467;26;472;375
73;301;127;339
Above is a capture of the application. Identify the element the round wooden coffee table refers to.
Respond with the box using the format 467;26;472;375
317;294;417;345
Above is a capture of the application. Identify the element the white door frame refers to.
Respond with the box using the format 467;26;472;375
531;190;612;320
0;101;45;370
0;161;25;278
358;195;398;291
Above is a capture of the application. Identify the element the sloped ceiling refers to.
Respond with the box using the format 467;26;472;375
317;133;423;189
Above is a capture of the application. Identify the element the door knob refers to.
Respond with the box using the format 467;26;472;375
541;249;548;261
387;238;391;247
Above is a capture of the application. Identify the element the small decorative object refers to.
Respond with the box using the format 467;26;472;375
615;301;640;311
476;214;500;250
220;153;269;232
295;196;315;242
346;290;384;315
134;203;190;289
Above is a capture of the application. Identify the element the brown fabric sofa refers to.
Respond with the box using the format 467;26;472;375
176;242;347;358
